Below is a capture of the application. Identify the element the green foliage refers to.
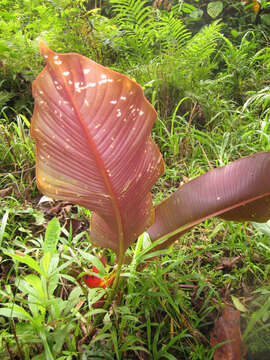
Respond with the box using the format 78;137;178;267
109;0;158;63
132;20;223;123
43;217;61;254
0;108;35;197
158;12;192;52
0;0;116;110
0;218;93;359
109;0;221;68
207;1;223;19
0;210;9;248
111;0;153;26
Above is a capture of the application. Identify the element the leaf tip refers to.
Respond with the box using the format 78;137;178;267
38;40;55;60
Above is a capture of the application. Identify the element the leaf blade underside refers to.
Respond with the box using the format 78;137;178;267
148;152;270;248
31;42;164;255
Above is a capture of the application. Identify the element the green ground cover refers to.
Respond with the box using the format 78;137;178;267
1;1;270;359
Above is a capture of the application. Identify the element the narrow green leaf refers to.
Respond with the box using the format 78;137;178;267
244;296;270;339
39;329;54;360
4;251;43;275
43;217;61;254
19;113;31;128
0;210;9;247
40;251;51;278
47;273;60;297
231;295;248;312
0;304;33;321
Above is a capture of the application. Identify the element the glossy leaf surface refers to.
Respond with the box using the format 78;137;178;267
31;42;164;255
148;152;270;247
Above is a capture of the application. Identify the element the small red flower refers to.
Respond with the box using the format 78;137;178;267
83;256;114;307
83;255;107;288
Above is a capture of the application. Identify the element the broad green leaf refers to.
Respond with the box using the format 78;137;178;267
148;152;270;248
261;14;270;26
48;297;66;320
28;293;46;320
16;278;45;302
231;295;248;312
252;219;270;237
142;232;151;249
15;322;39;343
189;8;203;19
207;1;223;19
31;42;164;257
63;287;83;315
43;217;61;254
24;274;44;297
4;251;43;275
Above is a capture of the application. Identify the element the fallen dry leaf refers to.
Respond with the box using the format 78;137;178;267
210;306;246;360
0;186;13;197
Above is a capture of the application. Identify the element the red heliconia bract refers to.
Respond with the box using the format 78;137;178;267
83;255;113;289
83;256;114;308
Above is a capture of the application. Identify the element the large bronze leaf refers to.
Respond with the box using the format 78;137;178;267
31;42;164;256
148;152;270;247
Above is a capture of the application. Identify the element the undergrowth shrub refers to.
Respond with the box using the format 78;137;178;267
0;0;116;111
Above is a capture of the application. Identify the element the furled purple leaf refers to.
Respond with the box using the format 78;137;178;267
31;42;164;255
148;152;270;248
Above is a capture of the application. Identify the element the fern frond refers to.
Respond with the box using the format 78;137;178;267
0;90;14;108
171;2;197;16
158;13;191;51
183;21;223;63
109;0;155;62
110;0;152;28
243;86;270;113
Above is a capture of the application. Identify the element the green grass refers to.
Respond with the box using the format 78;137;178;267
1;209;270;359
0;108;36;200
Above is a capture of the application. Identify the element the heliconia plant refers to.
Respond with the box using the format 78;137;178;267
31;42;270;275
31;41;165;268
